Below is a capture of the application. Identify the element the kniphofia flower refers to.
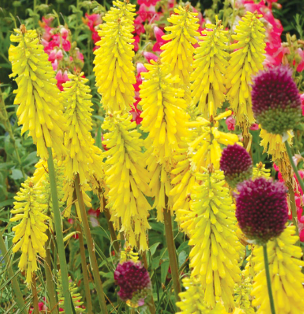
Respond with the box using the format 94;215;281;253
187;169;241;310
191;18;229;117
160;4;199;111
94;0;136;113
103;113;151;251
9;27;66;159
251;225;304;313
10;177;49;286
226;12;266;134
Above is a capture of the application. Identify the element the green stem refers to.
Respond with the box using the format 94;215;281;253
285;141;304;196
75;174;108;314
0;230;27;313
47;148;73;313
163;203;181;304
32;275;39;314
45;230;59;314
263;244;276;314
77;225;93;314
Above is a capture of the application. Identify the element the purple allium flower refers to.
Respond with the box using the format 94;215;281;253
235;177;288;244
252;65;302;135
220;144;253;188
114;260;151;306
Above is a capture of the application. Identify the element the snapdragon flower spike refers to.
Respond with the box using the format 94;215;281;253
114;260;152;307
103;113;151;251
226;12;266;133
252;65;302;134
235;177;288;244
10;177;49;286
187;169;241;310
160;5;199;107
191;18;229;118
220;144;253;188
176;277;227;314
251;225;304;313
140;60;190;220
94;0;136;113
9;27;66;159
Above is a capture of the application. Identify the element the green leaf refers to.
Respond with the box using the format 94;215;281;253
150;242;161;256
178;251;187;268
10;169;23;180
21;151;38;167
93;115;104;122
161;260;170;284
0;199;14;208
96;125;102;149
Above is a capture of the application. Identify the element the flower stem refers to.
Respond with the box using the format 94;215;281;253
0;230;27;313
77;224;93;314
285;141;304;196
47;148;73;313
75;174;108;314
263;244;276;314
44;230;59;314
32;275;39;314
163;202;181;303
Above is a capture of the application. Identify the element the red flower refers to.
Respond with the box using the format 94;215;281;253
143;51;158;63
152;26;168;53
225;116;235;131
55;70;70;91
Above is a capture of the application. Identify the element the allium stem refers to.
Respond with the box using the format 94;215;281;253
77;225;93;314
263;244;276;314
75;174;108;314
45;230;59;314
285;141;304;201
0;230;26;313
47;148;73;313
163;203;181;303
32;275;39;314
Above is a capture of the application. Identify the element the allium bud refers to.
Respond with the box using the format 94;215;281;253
235;177;288;244
114;261;152;307
220;144;252;188
252;65;302;135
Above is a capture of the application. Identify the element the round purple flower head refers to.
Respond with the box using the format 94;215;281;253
235;177;288;244
252;65;302;135
220;144;253;188
114;260;151;307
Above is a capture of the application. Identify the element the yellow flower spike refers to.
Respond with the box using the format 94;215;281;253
160;4;199;113
176;277;229;314
251;225;304;314
140;60;190;220
94;0;136;113
226;12;266;133
103;112;151;251
191;17;229;118
186;169;241;311
234;272;255;314
9;27;67;159
10;177;49;286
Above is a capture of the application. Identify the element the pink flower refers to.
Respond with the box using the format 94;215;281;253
134;16;145;35
137;62;147;76
60;27;69;39
153;26;168;53
138;0;160;5
300;94;304;116
85;13;102;31
250;123;259;131
55;70;70;91
76;50;84;62
296;48;304;72
130;99;143;125
137;4;158;22
88;208;101;227
133;35;140;52
143;51;158;63
225;116;235;131
52;59;58;71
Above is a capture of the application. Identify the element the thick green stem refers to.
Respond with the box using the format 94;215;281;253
47;148;73;313
163;204;181;303
32;275;39;314
75;174;108;313
44;230;59;314
263;244;276;314
285;141;304;196
77;225;93;314
0;230;27;313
